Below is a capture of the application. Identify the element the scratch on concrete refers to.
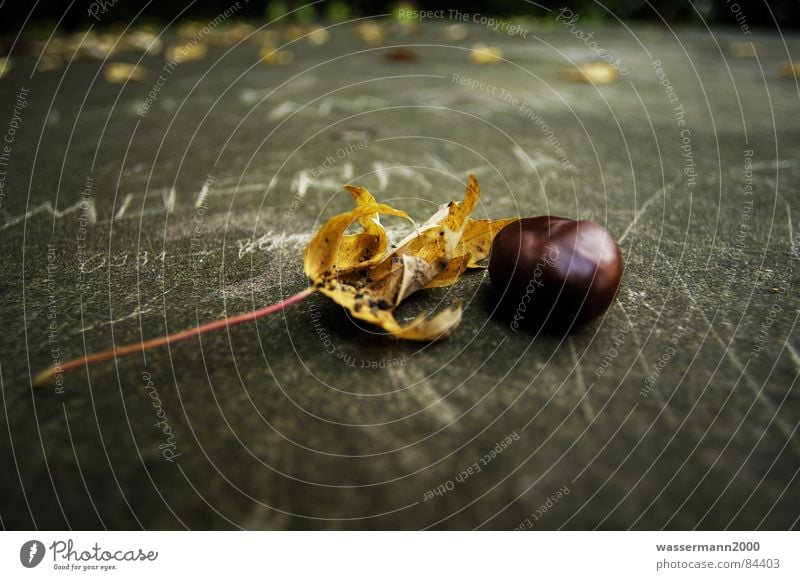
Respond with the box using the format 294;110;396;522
114;193;133;220
569;339;595;422
162;187;176;213
618;177;681;244
1;198;98;230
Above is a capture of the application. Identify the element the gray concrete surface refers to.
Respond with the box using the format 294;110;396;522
0;18;798;529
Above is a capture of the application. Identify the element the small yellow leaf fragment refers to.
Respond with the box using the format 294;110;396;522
103;63;147;84
562;61;619;85
355;21;385;46
469;43;503;64
165;41;207;63
307;26;331;46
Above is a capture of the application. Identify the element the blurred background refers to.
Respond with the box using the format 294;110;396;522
1;0;799;36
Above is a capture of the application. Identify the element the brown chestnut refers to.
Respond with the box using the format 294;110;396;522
488;216;623;329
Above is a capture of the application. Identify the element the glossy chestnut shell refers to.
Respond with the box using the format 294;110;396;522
488;216;623;328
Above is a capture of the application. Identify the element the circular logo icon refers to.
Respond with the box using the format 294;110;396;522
20;540;45;568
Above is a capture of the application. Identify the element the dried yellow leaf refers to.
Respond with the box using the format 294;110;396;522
304;175;510;341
